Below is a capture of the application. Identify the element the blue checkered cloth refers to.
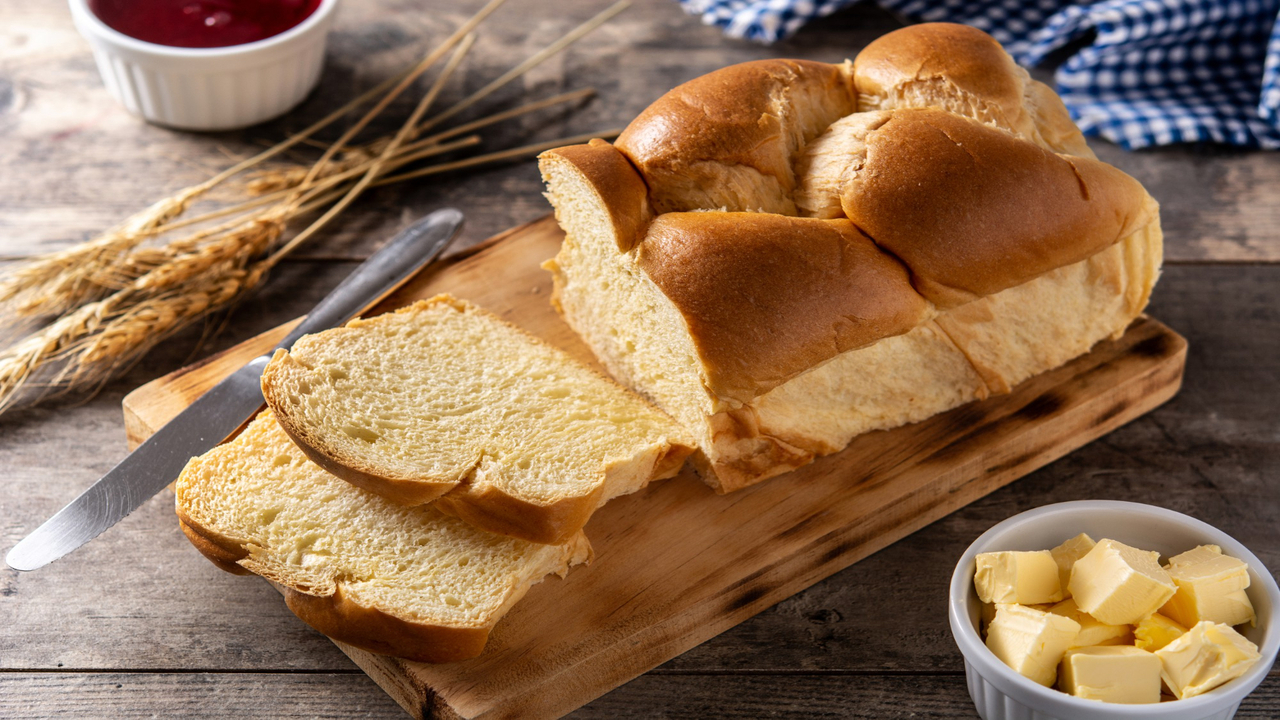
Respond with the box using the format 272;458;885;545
677;0;1280;149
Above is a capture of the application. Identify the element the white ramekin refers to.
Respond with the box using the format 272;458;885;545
949;500;1279;720
68;0;339;131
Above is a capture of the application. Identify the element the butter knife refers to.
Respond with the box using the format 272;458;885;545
5;208;464;572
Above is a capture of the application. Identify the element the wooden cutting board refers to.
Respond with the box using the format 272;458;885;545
122;215;1188;720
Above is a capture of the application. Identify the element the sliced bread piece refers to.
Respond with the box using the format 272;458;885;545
260;294;694;545
175;410;591;663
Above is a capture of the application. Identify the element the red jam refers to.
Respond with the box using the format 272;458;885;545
89;0;322;49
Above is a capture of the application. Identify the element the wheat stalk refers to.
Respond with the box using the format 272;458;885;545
0;62;434;320
167;135;482;230
0;189;204;318
419;0;629;136
267;34;479;267
241;87;593;197
0;0;628;414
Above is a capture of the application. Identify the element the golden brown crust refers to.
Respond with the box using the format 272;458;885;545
616;59;856;215
432;484;602;547
282;584;493;663
701;408;813;492
650;440;695;480
843;109;1152;307
1022;79;1096;158
854;23;1094;158
637;212;931;402
539;139;652;252
855;23;1024;119
176;514;252;576
432;437;693;544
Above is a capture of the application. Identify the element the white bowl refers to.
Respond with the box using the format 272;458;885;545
68;0;339;131
949;500;1279;720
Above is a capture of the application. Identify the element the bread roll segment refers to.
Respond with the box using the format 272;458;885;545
541;23;1163;491
615;58;857;215
843;108;1154;308
542;138;652;252
638;212;931;403
854;22;1094;157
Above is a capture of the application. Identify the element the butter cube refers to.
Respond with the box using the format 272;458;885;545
1059;646;1162;704
1048;598;1133;648
1134;613;1187;652
986;603;1080;686
975;551;1063;604
983;601;1060;637
1156;621;1261;699
1161;545;1256;628
1068;539;1176;625
1050;533;1096;598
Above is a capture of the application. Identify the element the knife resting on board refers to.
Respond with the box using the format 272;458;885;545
5;208;465;572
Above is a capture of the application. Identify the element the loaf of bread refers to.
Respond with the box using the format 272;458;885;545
175;410;591;663
539;23;1163;492
260;295;694;545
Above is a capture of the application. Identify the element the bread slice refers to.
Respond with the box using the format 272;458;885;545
260;295;694;545
175;411;591;663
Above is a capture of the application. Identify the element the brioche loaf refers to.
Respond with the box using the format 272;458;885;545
175;411;590;663
539;23;1163;491
260;295;694;545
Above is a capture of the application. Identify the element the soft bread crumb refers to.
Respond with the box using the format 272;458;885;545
261;296;694;542
174;411;590;661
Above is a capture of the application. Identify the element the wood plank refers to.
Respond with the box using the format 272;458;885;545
121;218;1186;719
573;671;1280;719
0;672;407;719
2;670;1274;719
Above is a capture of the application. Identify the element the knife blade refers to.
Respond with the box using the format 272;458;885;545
5;208;464;572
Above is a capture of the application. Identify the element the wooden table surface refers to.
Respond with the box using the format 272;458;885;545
1;0;1277;717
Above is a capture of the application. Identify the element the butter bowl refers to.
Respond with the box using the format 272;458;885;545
949;500;1279;720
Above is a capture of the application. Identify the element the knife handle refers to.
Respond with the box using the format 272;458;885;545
275;208;464;351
